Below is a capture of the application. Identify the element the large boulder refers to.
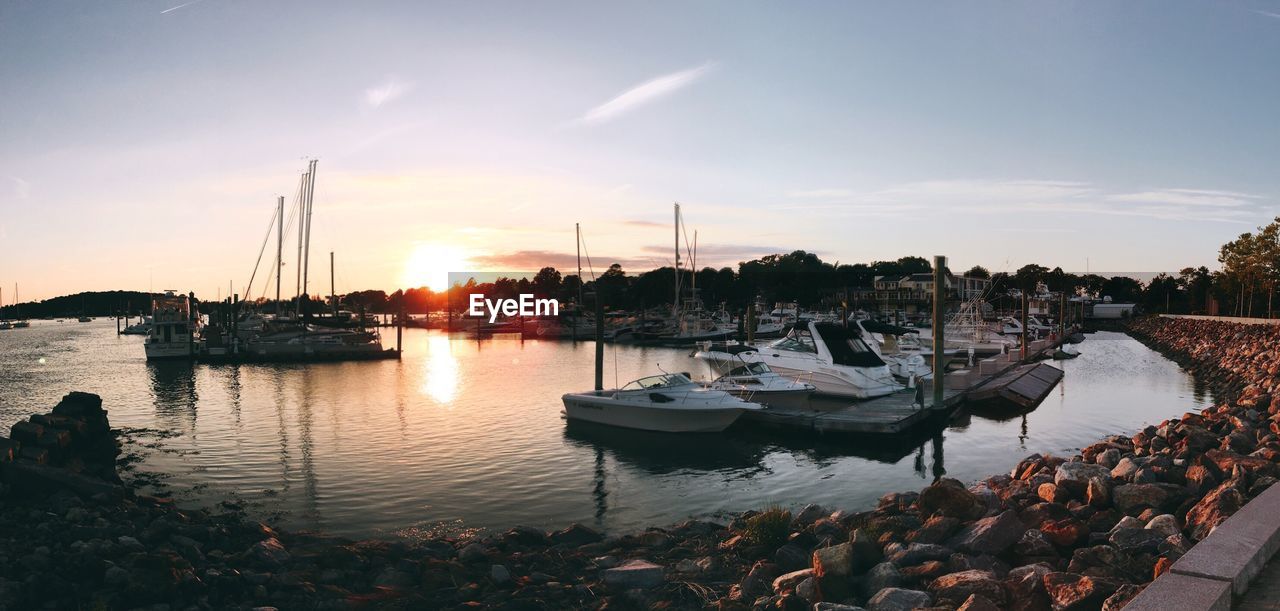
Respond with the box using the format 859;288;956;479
929;570;1005;606
1055;462;1112;497
1112;483;1183;514
864;562;904;595
920;479;984;519
867;587;932;611
1185;481;1245;540
948;510;1026;555
888;543;954;567
1041;572;1120;610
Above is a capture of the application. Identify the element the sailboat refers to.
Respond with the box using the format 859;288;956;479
661;204;736;343
0;287;10;330
11;284;30;327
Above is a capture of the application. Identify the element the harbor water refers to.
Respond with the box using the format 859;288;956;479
0;321;1213;540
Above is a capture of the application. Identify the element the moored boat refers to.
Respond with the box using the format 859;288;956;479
562;373;762;433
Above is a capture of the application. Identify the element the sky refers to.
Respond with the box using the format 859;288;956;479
3;1;1280;301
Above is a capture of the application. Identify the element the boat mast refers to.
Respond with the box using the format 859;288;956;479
330;251;337;317
296;170;307;317
673;203;681;317
302;159;317;302
276;195;283;309
576;223;583;306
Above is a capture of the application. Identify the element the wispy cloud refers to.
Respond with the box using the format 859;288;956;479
780;179;1268;224
578;61;716;125
160;0;204;14
364;78;411;109
1254;9;1280;19
470;250;652;272
8;176;30;200
622;219;665;228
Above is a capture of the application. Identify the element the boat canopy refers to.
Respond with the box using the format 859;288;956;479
810;323;887;368
860;320;916;336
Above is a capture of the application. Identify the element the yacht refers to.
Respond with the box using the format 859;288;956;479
562;372;763;433
145;291;199;360
704;360;816;410
854;319;960;379
121;316;153;335
695;321;902;399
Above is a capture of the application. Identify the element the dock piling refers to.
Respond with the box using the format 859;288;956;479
594;291;604;391
931;255;946;409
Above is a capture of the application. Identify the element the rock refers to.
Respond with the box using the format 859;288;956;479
1086;477;1111;508
104;564;130;586
948;510;1026;555
920;479;983;519
867;587;932;611
118;535;145;552
813;542;855;597
1014;530;1056;558
794;503;829;526
1096;449;1121;469
548;523;602;546
490;564;511;583
1108;528;1165;554
776;542;811;571
772;568;815;594
1037;483;1065;503
1005;563;1054;611
908;516;961;545
865;562;904;594
1055;462;1112;496
1185;481;1245;540
958;593;1002;611
1019;503;1071;528
947;553;1010;578
888;543;953;567
1042;572;1119;610
1110;457;1143;480
1041;518;1088;548
929;569;1004;605
502;525;549;546
2;460;123;498
1144;514;1180;538
250;538;290;568
457;543;487;562
796;576;820;602
1101;583;1143;610
603;559;664;589
1112;483;1182;514
815;604;865;611
901;560;948;581
741;560;782;597
849;528;884;570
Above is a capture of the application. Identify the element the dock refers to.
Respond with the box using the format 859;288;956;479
737;331;1075;436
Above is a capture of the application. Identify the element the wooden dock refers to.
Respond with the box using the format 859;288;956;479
967;361;1064;410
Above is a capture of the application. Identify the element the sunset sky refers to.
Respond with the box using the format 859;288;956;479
3;2;1279;301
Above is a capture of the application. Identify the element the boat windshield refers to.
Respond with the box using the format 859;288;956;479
620;373;692;391
768;327;817;353
727;362;771;376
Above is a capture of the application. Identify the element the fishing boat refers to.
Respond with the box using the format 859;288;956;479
145;291;199;360
695;321;902;399
562;372;763;433
704;359;816;409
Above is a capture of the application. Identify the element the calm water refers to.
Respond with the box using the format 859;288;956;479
0;321;1213;540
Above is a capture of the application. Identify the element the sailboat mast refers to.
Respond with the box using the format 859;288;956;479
302;159;317;299
276;195;283;308
673;203;681;317
296;171;307;316
330;251;337;316
575;223;583;306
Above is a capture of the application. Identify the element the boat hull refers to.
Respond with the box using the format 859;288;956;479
722;388;812;410
561;393;748;433
765;366;898;400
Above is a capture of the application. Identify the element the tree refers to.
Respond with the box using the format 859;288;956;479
964;265;990;279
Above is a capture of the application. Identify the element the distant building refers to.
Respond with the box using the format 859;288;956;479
852;273;994;315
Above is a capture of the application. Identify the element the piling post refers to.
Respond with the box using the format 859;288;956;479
397;304;404;355
232;294;239;356
1020;292;1028;361
746;305;755;344
931;255;946;409
116;310;121;335
1059;292;1066;341
594;291;605;391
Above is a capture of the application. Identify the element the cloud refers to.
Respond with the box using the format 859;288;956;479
1254;9;1280;19
779;179;1268;224
470;250;653;273
622;219;666;228
786;188;855;199
9;176;30;200
364;78;411;109
578;61;716;124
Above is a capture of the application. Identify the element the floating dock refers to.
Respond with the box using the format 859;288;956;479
736;330;1076;436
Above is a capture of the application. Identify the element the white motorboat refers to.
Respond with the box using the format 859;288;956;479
704;360;816;410
1001;316;1052;336
694;322;902;400
562;373;763;433
145;291;199;360
854;319;961;380
121;316;153;335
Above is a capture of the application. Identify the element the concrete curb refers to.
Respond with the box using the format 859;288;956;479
1124;482;1280;608
1158;314;1280;326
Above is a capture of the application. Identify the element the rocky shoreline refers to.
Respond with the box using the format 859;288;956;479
2;318;1277;610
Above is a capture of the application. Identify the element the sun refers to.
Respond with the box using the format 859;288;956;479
402;244;471;292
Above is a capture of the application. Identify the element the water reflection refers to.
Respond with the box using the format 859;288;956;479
148;361;198;431
562;421;768;474
422;334;458;404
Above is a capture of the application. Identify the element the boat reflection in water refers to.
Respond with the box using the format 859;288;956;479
148;360;199;430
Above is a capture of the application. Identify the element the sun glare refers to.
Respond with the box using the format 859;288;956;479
402;244;471;292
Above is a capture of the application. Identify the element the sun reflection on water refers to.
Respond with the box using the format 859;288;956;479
421;333;458;404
